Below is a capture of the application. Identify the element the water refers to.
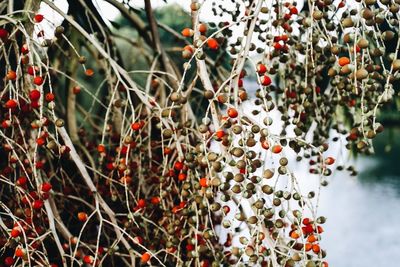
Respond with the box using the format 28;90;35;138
318;133;400;266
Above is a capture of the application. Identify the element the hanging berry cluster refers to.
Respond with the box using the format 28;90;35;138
0;0;398;266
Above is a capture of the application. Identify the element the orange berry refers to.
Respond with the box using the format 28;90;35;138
77;212;88;222
261;140;270;150
163;147;172;155
131;122;142;131
6;70;17;80
271;144;282;153
73;86;81;94
199;177;208;187
198;23;208;34
150;197;160;205
307;234;317;243
216;130;225;139
338;57;350;66
325;156;335;165
15;247;26;257
85;69;94;77
178;173;187;181
312;244;321;253
227;107;238;118
141;252;151;263
181;28;194;37
290;230;300;239
207;38;219;50
305;243;312;251
97;144;106;153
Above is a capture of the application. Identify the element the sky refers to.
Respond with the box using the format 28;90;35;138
39;0;229;27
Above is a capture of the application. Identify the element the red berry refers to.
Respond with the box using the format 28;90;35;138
15;247;25;257
73;86;81;94
174;161;184;171
290;6;298;15
32;199;44;210
261;75;272;86
29;89;41;101
5;99;18;109
137;199;146;208
31;101;40;109
131;122;142;131
150;197;160;205
16;176;28;186
4;256;14;266
34;14;44;23
27;66;39;76
21;43;29;54
257;63;267;74
11;227;21;238
0;28;9;40
45;92;55;102
83;255;93;264
33;76;44;86
41;182;52;192
1;120;11;128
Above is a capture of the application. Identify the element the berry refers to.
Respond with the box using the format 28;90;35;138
338;57;350;66
33;76;44;85
227;107;238;118
15;247;26;257
45;92;55;102
0;28;9;40
5;99;18;109
32;199;44;210
78;212;88;222
272;145;283;154
261;75;272;86
11;227;21;238
6;70;16;80
181;28;194;37
34;14;44;23
199;178;208;187
207;38;219;50
257;63;267;74
41;182;52;192
29;89;41;101
140;252;151;263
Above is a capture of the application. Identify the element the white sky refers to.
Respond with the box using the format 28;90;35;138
39;0;228;27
